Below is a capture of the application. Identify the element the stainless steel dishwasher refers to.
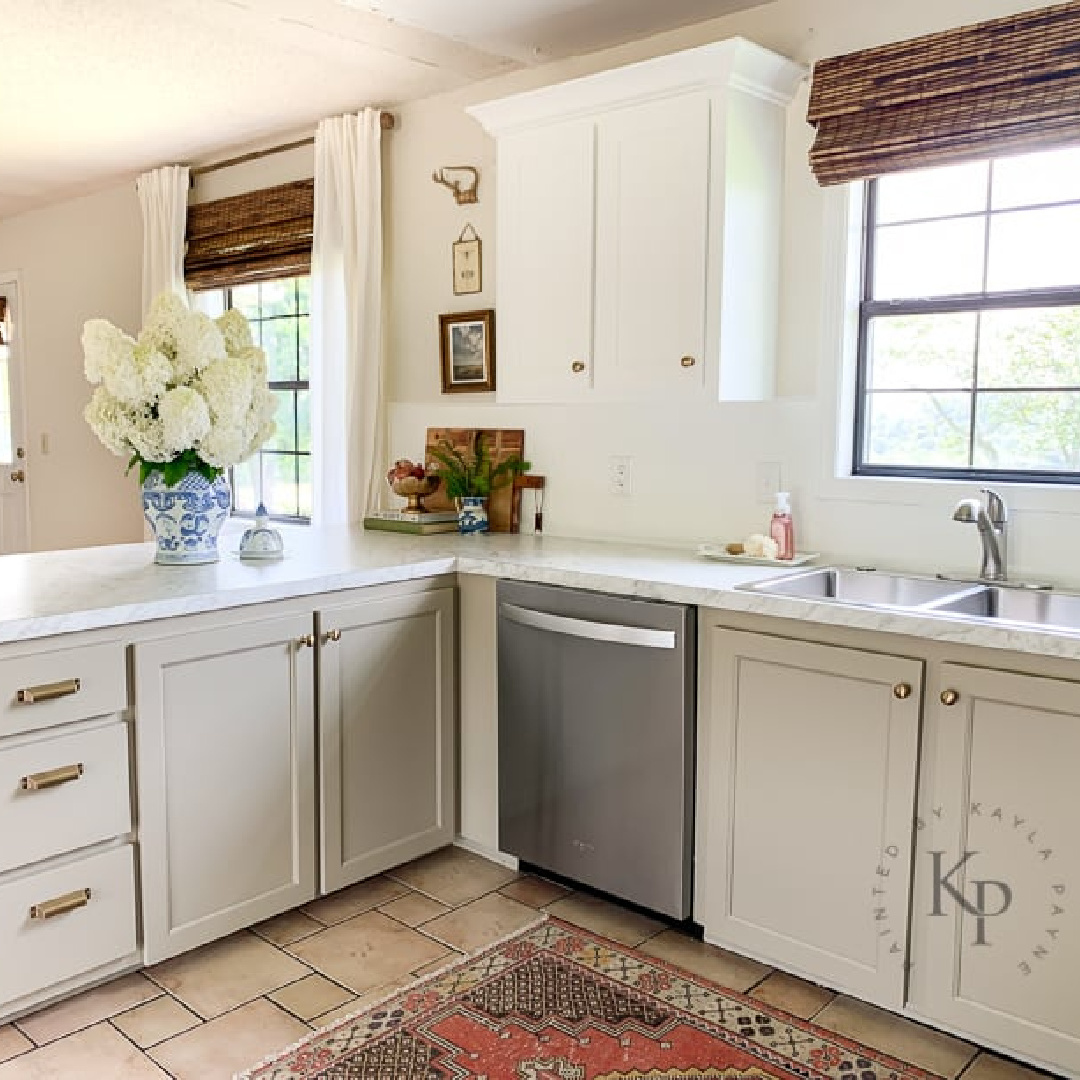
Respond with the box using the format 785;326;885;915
497;579;695;919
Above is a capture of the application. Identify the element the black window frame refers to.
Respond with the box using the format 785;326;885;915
853;168;1080;485
219;277;312;523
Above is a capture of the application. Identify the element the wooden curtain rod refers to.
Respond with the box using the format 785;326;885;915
191;112;395;179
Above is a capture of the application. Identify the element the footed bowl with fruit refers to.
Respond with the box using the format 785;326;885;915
387;459;441;513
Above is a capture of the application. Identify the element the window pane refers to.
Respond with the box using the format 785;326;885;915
973;392;1080;472
231;283;260;319
863;392;971;468
194;289;226;318
873;218;985;300
268;391;296;452
876;161;988;224
259;279;295;318
867;313;976;389
296;390;311;454
261;317;299;382
979;307;1080;389
992;147;1080;210
297;316;310;382
263;453;299;518
298;455;312;519
231;458;258;513
296;276;310;316
987;205;1080;292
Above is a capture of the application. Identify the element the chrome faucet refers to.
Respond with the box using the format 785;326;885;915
952;488;1008;582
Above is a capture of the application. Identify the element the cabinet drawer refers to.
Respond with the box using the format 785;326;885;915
0;722;132;874
0;642;126;737
0;845;137;1008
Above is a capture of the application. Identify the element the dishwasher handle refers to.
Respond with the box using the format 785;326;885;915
500;602;677;649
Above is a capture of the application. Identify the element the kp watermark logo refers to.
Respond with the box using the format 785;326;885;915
874;800;1068;976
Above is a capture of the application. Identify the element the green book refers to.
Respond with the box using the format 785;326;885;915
363;515;459;535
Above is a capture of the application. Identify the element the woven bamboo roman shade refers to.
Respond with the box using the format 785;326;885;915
185;179;314;290
807;1;1080;186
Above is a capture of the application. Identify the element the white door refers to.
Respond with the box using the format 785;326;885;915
0;276;29;552
908;663;1080;1076
697;627;923;1008
593;93;710;400
135;613;317;963
496;121;597;403
318;589;455;893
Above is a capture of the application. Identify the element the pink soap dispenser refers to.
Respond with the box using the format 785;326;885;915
770;491;795;561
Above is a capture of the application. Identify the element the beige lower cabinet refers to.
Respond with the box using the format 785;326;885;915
317;589;456;892
135;611;317;963
908;662;1080;1075
697;626;923;1009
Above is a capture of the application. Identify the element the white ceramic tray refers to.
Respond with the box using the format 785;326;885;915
696;544;819;568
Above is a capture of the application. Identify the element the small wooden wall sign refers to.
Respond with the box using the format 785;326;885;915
453;224;482;296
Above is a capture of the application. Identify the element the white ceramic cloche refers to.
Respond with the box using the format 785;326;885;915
238;504;285;560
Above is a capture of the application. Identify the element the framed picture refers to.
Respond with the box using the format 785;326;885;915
439;309;495;393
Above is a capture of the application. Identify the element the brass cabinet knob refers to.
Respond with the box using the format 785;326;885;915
296;634;315;649
680;356;697;368
10;470;24;482
324;628;342;643
893;683;912;700
571;360;586;373
940;688;960;706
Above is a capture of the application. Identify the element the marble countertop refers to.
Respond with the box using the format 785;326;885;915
2;526;1080;661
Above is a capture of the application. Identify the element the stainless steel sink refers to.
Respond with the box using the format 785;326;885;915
931;586;1080;631
740;567;965;608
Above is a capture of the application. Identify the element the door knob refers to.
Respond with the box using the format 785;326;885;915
571;360;586;374
10;470;24;483
893;683;912;700
324;628;342;643
940;689;960;706
296;634;315;649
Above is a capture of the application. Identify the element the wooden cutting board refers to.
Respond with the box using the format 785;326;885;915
424;428;525;533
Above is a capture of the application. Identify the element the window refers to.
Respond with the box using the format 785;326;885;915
199;277;312;520
854;145;1080;481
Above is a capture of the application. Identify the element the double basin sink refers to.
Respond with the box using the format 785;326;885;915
739;567;1080;633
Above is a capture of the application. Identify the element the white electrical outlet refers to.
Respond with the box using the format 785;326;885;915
609;456;633;496
756;461;781;504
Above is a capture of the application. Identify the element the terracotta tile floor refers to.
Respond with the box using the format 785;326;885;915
0;846;1043;1080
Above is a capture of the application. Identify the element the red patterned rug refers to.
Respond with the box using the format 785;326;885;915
240;918;939;1080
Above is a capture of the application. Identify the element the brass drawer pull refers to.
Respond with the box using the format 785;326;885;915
680;356;697;368
324;628;342;643
21;763;84;791
940;689;960;707
893;683;912;700
571;360;586;373
16;678;81;705
30;887;92;921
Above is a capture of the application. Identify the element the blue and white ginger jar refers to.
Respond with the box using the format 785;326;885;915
456;496;489;535
142;471;232;565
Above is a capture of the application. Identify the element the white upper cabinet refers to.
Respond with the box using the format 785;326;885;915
469;39;806;405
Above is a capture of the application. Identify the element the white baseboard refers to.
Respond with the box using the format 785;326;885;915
453;835;519;871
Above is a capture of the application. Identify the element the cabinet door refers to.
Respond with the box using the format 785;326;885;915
594;93;710;400
318;589;455;893
135;614;316;963
697;628;922;1008
496;121;596;403
908;664;1080;1075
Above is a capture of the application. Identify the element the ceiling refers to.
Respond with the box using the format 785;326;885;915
0;0;763;221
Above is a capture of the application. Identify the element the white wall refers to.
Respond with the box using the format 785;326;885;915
0;183;146;550
385;0;1080;585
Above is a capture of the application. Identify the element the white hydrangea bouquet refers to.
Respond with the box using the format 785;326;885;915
83;291;276;564
83;291;275;486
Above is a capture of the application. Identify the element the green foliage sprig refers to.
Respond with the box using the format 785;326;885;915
427;433;530;499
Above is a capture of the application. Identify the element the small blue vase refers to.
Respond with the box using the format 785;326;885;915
456;496;489;535
142;471;232;565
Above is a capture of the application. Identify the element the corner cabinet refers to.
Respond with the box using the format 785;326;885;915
134;581;456;965
696;626;923;1009
908;663;1080;1075
468;38;806;405
317;589;455;893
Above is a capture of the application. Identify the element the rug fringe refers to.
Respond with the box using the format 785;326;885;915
233;912;548;1080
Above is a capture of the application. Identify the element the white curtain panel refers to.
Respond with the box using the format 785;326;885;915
135;165;190;317
312;109;386;526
